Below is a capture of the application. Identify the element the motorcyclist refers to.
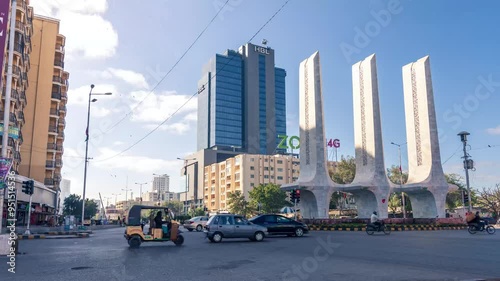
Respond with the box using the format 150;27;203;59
470;211;485;230
371;211;383;229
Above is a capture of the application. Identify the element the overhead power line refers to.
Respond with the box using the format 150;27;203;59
90;0;231;139
94;0;292;162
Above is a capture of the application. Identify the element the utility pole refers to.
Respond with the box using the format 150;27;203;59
0;0;17;234
391;142;407;219
458;131;473;212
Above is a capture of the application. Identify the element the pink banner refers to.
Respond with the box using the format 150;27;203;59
0;0;11;74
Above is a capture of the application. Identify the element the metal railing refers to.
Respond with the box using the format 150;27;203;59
53;76;63;83
54;60;64;68
50;108;59;116
48;126;58;133
51;92;61;100
47;143;57;150
46;160;55;168
15;21;25;31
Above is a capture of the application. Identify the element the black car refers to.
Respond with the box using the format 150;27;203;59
249;214;309;237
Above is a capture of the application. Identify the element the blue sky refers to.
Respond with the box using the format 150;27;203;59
31;0;499;203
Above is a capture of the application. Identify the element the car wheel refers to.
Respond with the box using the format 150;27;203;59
174;235;184;246
254;231;264;242
294;228;304;237
212;232;223;243
129;236;141;248
196;225;203;232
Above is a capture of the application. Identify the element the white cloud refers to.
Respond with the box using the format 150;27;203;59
145;122;191;135
91;107;112;118
92;147;180;173
129;91;198;123
67;84;118;106
184;112;198;122
486;125;500;135
113;141;125;146
31;0;118;59
103;68;149;89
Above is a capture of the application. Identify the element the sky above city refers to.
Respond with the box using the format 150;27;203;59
29;0;500;203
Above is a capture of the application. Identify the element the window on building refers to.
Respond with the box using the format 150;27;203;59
250;174;254;178
250;166;255;170
277;176;283;180
278;168;283;172
251;158;254;162
277;160;283;164
250;183;255;187
264;175;269;179
264;167;269;171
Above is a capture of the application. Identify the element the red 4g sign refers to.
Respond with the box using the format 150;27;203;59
327;139;340;148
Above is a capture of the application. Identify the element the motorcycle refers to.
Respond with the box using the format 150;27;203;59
468;222;495;235
366;223;391;235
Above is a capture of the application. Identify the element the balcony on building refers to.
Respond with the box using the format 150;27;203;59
56;144;63;154
59;105;66;113
16;0;27;11
58;119;65;128
54;57;64;69
53;76;63;85
17;111;24;122
47;143;57;152
55;159;63;168
44;178;55;186
15;20;25;33
46;160;56;169
49;108;59;118
48;125;58;135
57;132;64;140
51;91;61;101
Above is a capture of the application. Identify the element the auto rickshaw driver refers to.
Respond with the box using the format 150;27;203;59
154;210;172;238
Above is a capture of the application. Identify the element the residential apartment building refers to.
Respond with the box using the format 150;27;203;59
19;15;69;191
204;154;337;213
197;42;287;154
153;174;169;193
0;0;34;173
203;154;300;213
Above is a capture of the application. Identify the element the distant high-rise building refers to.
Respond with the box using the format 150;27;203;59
153;174;169;193
59;179;71;215
19;15;69;191
197;42;287;154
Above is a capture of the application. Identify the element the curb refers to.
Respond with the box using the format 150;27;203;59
17;233;91;239
45;233;91;239
309;226;468;232
17;235;46;239
43;231;93;235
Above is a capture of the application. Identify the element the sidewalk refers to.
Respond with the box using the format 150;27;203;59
2;224;121;234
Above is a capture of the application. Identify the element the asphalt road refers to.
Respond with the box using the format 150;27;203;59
1;227;500;281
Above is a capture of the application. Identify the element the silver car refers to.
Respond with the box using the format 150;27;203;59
204;214;268;243
183;216;209;232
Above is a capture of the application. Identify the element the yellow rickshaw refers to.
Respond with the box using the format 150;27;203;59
124;205;184;248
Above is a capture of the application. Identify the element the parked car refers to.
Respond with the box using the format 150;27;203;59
204;214;268;243
183;216;209;232
249;214;309;237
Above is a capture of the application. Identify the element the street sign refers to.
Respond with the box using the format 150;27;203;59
0;158;13;189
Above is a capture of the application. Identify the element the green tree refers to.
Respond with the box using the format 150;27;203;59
164;201;183;215
249;183;290;214
329;156;356;209
388;193;401;214
190;208;206;217
227;190;252;216
476;184;500;219
84;199;98;219
387;165;408;185
62;195;98;219
330;155;356;184
63;194;81;216
445;174;466;210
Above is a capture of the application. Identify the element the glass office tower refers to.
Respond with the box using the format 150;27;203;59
197;43;286;154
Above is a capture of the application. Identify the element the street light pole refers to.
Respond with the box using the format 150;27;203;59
391;142;407;219
458;131;473;212
177;157;196;214
135;182;147;202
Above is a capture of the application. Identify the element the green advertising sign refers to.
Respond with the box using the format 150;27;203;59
0;124;19;139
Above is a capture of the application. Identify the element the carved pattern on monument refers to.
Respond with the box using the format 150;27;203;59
359;65;368;166
304;59;310;165
411;65;423;166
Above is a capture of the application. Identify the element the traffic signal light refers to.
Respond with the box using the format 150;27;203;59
290;189;296;201
22;180;34;195
463;190;469;204
295;189;300;204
